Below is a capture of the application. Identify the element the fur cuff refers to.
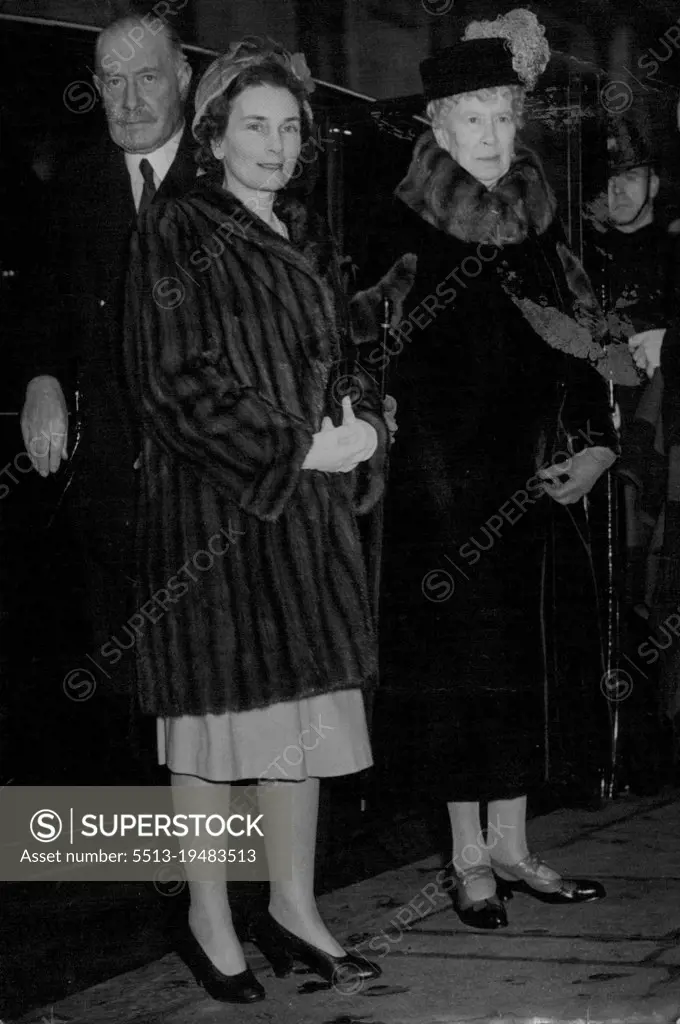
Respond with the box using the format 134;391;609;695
349;253;417;345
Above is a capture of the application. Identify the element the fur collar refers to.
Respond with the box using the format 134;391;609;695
395;131;558;245
191;175;337;279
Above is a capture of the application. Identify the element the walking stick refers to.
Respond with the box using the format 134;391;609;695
361;295;391;813
370;295;391;622
602;375;622;800
596;232;622;799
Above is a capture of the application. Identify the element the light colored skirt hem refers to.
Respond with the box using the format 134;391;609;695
157;687;372;783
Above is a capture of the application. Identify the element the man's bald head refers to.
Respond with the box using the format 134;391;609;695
94;14;191;154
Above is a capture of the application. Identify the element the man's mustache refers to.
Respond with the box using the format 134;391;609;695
113;114;156;125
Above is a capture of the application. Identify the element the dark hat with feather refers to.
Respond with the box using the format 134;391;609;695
367;8;550;137
420;8;550;101
420;39;521;102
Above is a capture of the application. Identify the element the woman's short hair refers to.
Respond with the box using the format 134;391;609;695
193;60;317;193
426;85;525;132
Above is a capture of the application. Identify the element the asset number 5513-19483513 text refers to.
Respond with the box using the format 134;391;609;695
132;849;257;863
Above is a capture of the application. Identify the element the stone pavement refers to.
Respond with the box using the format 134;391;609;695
9;792;680;1024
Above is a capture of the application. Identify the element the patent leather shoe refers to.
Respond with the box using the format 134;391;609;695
491;853;606;904
453;865;509;929
250;909;381;986
175;925;266;1003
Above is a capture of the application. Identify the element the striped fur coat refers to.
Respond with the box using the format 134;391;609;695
124;179;398;716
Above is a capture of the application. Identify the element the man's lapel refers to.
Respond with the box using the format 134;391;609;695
97;126;195;230
100;141;136;226
97;128;195;272
83;140;136;301
155;126;197;204
82;129;196;310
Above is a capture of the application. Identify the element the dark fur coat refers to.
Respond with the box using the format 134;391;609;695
124;179;398;716
371;135;617;802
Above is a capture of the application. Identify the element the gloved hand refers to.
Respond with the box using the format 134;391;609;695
303;396;377;472
383;394;398;444
538;446;616;505
629;328;666;378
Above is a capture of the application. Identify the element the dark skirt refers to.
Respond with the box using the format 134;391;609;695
376;493;548;803
375;472;610;804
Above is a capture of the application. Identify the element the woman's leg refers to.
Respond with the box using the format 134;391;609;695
259;777;345;956
486;795;530;865
171;772;247;974
446;800;494;900
487;793;604;900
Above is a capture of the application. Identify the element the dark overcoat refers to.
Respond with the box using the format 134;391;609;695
124;179;390;716
368;135;619;802
21;131;200;782
28;129;198;572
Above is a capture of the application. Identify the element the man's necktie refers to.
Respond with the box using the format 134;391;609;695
138;158;156;217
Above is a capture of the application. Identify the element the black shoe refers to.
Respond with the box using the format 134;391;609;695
250;909;382;987
175;925;266;1003
453;866;509;930
491;854;606;904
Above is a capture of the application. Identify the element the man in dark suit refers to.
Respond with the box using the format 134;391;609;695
19;11;198;781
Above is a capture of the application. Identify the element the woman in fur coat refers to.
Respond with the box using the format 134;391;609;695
372;10;623;929
124;38;413;1003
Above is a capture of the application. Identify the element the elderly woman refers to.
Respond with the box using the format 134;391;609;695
375;10;620;928
123;37;418;1002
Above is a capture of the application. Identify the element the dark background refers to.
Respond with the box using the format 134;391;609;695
1;4;680;1016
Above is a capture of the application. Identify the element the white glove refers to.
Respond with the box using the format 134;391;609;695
303;396;377;472
383;394;398;444
629;328;666;378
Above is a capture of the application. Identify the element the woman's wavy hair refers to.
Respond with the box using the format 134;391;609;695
194;60;318;194
426;85;526;132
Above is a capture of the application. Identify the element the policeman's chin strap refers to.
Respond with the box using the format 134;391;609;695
606;165;654;229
